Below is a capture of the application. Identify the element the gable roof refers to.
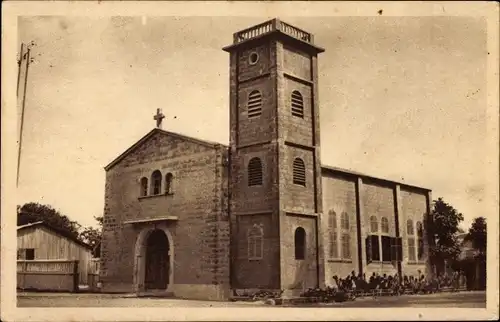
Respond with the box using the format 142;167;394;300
321;164;431;192
17;221;93;250
104;128;229;171
103;129;431;192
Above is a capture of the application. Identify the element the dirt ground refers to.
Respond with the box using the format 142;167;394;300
17;290;486;308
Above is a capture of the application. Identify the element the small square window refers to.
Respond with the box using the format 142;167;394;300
25;248;35;260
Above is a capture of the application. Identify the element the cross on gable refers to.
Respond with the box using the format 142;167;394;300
153;108;165;129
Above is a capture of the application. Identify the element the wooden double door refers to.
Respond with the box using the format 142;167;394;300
144;229;170;290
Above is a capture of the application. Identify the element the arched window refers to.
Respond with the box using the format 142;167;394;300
328;210;337;230
151;170;162;195
381;217;389;233
341;212;350;231
291;90;304;118
165;173;173;194
292;158;306;186
341;234;351;259
294;227;306;260
406;219;414;235
247;157;263;186
370;216;378;233
247;224;263;260
328;210;338;259
417;221;424;261
247;90;262;118
140;177;148;196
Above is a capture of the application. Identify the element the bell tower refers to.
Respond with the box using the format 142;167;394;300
223;19;325;294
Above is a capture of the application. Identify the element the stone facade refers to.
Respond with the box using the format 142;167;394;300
100;19;433;300
322;173;359;284
100;130;230;300
321;167;432;283
224;19;325;297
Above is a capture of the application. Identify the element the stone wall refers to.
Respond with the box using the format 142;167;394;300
399;187;429;278
322;174;359;284
228;33;324;293
232;213;280;289
362;180;398;277
280;145;316;214
100;130;230;299
280;214;318;293
321;168;432;282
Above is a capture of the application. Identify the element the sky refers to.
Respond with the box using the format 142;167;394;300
17;16;488;230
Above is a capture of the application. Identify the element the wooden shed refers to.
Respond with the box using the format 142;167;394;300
17;221;93;285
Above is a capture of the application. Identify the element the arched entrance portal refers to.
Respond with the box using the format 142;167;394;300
144;229;170;290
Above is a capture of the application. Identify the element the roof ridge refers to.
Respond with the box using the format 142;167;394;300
157;128;228;148
17;220;44;229
17;220;93;250
321;164;431;192
104;128;229;171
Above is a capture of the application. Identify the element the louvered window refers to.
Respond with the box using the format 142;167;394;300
291;91;304;118
292;158;306;186
247;157;263;186
247;90;262;118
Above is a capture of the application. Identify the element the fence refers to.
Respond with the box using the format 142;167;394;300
17;259;79;292
87;258;100;291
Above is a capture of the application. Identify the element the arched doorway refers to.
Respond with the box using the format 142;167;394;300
144;229;170;290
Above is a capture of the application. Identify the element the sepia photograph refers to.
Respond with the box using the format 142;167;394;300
2;1;499;321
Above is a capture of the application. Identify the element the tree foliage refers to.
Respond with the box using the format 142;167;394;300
428;198;464;271
94;215;103;227
18;202;81;240
18;203;103;257
79;216;103;257
465;216;487;260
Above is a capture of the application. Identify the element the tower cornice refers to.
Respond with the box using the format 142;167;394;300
222;18;325;55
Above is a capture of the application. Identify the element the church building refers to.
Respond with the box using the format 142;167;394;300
100;19;433;300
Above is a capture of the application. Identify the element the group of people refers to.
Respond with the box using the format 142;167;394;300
331;270;468;297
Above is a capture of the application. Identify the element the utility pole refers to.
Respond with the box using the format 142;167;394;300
17;43;31;187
